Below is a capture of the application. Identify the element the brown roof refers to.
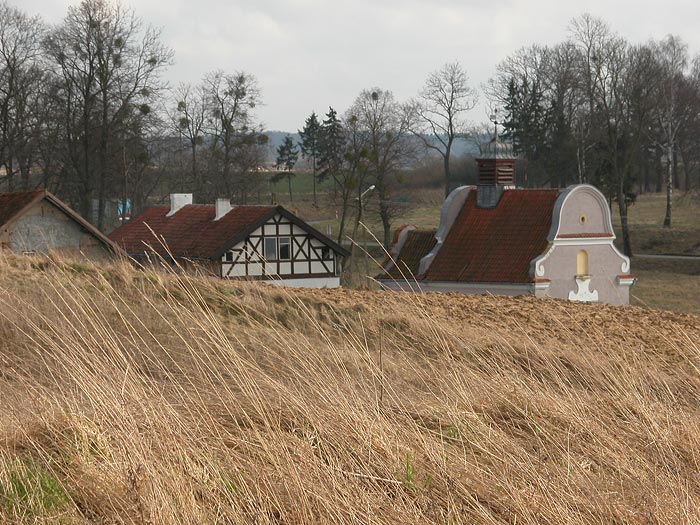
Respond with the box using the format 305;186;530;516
0;189;118;252
0;189;45;228
110;204;350;260
379;228;437;281
422;189;560;283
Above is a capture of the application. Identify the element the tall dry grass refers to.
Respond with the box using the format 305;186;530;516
1;252;700;523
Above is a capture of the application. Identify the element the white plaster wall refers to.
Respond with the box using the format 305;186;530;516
310;261;326;273
220;215;338;279
222;262;246;277
557;190;609;234
536;242;630;305
248;263;263;276
265;277;340;288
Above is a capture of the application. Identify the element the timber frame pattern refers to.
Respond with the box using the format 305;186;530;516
220;213;339;280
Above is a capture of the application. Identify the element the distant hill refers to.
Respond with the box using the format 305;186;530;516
263;130;481;163
264;131;301;163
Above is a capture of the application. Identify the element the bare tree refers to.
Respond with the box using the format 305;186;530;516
171;82;207;193
651;35;689;227
0;2;45;191
45;0;172;228
571;15;657;255
204;70;263;201
347;88;414;247
410;62;477;197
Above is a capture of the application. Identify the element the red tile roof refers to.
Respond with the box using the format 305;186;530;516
422;189;560;283
380;228;437;280
110;205;276;259
110;204;350;260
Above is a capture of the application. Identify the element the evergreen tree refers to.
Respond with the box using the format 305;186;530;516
274;135;298;202
318;107;345;181
501;77;551;185
319;106;354;242
298;111;322;206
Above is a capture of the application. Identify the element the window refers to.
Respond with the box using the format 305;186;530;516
576;250;589;277
224;251;234;262
279;237;290;260
264;237;277;261
321;247;331;260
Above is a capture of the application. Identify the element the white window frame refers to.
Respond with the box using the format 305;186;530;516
264;237;277;261
279;237;291;261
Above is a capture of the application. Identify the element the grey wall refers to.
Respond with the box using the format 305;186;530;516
2;201;111;260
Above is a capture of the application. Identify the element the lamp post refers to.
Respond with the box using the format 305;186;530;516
352;184;375;287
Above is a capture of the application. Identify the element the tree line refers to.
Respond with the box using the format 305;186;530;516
488;14;700;252
0;0;270;230
1;1;698;254
274;65;477;247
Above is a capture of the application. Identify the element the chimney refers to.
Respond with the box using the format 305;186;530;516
475;137;516;208
167;193;192;216
214;198;233;220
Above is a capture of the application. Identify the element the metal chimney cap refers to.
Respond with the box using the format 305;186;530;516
477;137;515;160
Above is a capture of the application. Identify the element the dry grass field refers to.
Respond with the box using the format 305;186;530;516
2;254;700;523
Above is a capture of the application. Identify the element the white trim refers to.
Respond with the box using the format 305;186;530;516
532;280;551;291
568;277;599;302
418;186;472;275
611;244;631;274
531;237;630;279
616;276;636;287
532;243;556;277
382;225;415;275
264;277;340;288
551;237;615;246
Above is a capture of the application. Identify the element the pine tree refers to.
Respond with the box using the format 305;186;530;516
318;107;345;181
319;106;354;242
298;112;322;206
274;135;299;202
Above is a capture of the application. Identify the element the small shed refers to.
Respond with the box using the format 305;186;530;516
110;194;350;288
0;189;117;259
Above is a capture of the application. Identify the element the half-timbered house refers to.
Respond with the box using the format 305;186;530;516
110;194;349;288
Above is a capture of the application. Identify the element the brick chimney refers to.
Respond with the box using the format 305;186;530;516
475;138;516;208
167;193;192;216
214;198;233;220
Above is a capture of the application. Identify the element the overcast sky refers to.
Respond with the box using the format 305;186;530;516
21;0;700;131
